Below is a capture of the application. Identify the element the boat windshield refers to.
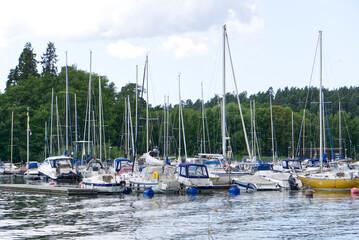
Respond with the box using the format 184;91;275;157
283;160;301;169
50;159;72;168
188;165;208;178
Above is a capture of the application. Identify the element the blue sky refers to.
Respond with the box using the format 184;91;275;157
0;0;358;105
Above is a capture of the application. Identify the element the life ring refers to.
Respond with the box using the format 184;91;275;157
224;165;233;174
153;171;159;179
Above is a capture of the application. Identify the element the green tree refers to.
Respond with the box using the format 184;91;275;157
41;42;58;77
18;42;39;81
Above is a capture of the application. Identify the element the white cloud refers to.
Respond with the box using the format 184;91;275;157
107;41;146;59
0;0;262;44
160;36;208;58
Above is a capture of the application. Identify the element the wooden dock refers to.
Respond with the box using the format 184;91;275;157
0;184;98;196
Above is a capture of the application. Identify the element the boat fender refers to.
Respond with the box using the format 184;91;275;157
153;171;159;179
351;188;359;195
144;188;154;196
187;187;198;195
229;187;240;195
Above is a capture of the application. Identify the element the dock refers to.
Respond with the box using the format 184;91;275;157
0;184;98;196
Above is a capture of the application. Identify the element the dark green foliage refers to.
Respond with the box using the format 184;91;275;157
41;42;58;78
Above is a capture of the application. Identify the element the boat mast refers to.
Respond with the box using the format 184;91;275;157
270;92;275;162
74;93;78;155
146;55;149;152
65;52;69;153
56;96;60;155
178;77;181;161
135;65;138;159
99;76;102;163
319;30;323;172
88;50;92;156
128;97;135;158
125;96;128;157
222;24;227;161
163;95;166;158
50;88;54;156
11;111;13;171
167;96;170;157
339;102;342;158
201;82;206;153
292;111;294;158
27;108;29;168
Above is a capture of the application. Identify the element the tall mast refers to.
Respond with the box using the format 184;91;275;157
222;24;227;160
167;95;170;157
92;110;96;156
128;97;135;158
74;93;78;154
125;96;128;157
146;55;149;152
178;75;181;161
50;88;54;156
56;96;60;155
319;30;323;171
88;50;92;155
135;65;138;158
270;93;275;162
27;108;29;167
201;82;205;153
163;95;166;158
65;52;68;152
292;111;294;158
99;76;102;162
11;111;13;170
339;102;342;158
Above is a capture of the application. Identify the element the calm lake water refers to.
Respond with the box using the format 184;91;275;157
1;175;359;240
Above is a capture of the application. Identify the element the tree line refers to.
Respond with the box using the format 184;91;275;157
1;42;359;164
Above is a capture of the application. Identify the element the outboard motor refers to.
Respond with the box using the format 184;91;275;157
288;174;299;190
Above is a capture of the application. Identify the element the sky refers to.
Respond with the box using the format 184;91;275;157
0;0;358;106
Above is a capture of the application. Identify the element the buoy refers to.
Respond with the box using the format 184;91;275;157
351;187;359;195
305;189;314;197
187;188;198;195
49;181;55;186
144;188;154;196
229;187;240;195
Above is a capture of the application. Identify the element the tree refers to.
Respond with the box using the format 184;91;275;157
41;42;58;77
18;42;39;81
6;66;20;90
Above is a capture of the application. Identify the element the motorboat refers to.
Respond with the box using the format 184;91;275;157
3;162;21;175
176;163;214;193
23;161;41;179
38;156;80;181
254;162;302;190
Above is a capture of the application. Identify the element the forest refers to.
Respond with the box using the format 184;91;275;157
1;42;359;164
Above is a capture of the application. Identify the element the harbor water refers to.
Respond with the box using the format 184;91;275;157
1;176;359;239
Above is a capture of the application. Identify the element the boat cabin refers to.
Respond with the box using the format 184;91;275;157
177;163;210;179
113;158;131;173
280;159;302;170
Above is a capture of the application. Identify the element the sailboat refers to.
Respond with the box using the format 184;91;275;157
297;31;359;191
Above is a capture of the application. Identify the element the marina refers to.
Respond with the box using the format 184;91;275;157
1;176;359;239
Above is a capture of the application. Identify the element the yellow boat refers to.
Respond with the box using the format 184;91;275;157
298;171;359;191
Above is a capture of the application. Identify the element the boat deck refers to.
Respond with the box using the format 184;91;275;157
0;184;98;196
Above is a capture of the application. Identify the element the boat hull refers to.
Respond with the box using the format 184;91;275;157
298;175;359;191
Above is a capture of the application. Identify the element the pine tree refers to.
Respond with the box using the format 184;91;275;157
41;42;58;77
6;66;20;90
18;42;39;80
